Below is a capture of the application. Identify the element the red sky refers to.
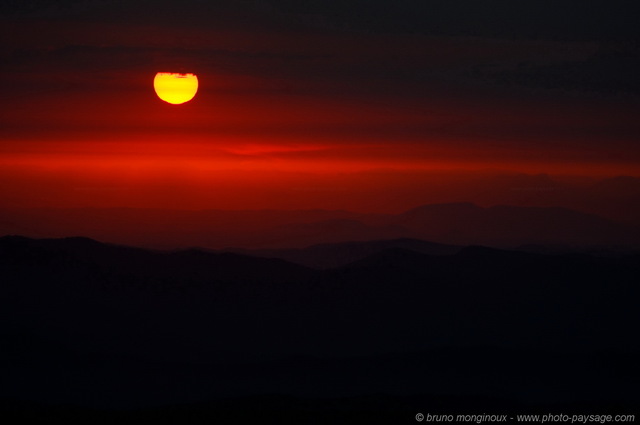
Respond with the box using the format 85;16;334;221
1;1;639;213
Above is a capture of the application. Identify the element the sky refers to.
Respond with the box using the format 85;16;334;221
1;0;639;212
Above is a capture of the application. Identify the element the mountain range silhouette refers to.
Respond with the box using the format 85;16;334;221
1;235;639;422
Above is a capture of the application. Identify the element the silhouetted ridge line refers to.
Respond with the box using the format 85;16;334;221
0;235;314;287
1;234;639;410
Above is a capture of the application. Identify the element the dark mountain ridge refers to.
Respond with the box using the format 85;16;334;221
1;235;639;414
0;235;313;286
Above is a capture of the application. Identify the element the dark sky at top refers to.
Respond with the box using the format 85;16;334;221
2;0;638;39
3;1;638;103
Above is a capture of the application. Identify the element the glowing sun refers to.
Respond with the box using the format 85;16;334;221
153;72;198;104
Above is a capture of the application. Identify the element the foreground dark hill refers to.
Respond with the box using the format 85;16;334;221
1;236;639;420
1;202;638;250
229;238;462;268
0;235;312;285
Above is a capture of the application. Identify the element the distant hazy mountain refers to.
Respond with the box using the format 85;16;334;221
393;202;638;247
0;201;637;250
581;176;640;225
0;207;365;249
247;218;410;249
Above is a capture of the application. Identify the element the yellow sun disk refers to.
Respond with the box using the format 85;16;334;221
154;72;198;104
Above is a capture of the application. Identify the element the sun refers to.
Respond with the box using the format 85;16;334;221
153;72;198;105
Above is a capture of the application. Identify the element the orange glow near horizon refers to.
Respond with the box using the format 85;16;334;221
1;66;638;212
2;138;637;176
153;72;198;104
0;137;637;207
